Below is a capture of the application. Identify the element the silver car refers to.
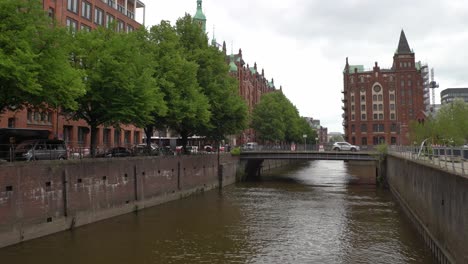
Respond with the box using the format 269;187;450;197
332;142;360;152
15;139;68;161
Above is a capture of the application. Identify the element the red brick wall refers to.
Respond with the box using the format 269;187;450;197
0;154;239;248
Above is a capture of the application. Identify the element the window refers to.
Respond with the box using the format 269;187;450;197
67;0;78;13
373;95;377;101
94;8;104;25
351;124;355;133
351;95;354;102
401;80;405;87
373;113;378;120
361;114;366;120
351;105;355;111
106;14;115;28
390;94;395;101
117;20;125;32
103;129;111;146
408;80;412;86
362;137;367;146
124;131;131;145
373;124;385;132
373;104;377;111
391;137;397;145
27;110;33;123
114;129;121;146
361;95;365;101
81;24;91;32
48;8;55;19
390;104;395;110
66;18;78;32
134;131;140;144
361;124;367;132
127;25;134;32
360;76;364;82
378;94;383;101
390;113;396;120
378;104;383;111
351;114;355;121
7;118;15;128
81;1;92;20
379;113;384;120
391;123;397;132
361;104;365;111
78;127;88;145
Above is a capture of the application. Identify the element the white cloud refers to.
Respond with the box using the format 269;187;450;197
139;0;468;132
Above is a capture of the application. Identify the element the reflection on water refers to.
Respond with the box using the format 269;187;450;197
0;161;433;264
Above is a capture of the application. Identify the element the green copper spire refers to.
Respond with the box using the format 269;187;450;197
193;0;206;32
229;54;238;72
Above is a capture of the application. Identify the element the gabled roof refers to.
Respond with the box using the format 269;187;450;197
396;30;412;54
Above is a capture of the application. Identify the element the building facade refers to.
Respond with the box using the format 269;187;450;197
342;30;427;146
440;88;468;104
0;0;146;150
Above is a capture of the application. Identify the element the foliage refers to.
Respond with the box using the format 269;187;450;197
329;135;345;143
175;15;248;146
0;0;84;115
410;98;468;145
66;27;165;155
230;146;241;156
375;144;388;155
252;92;312;144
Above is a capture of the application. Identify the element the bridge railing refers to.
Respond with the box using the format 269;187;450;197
389;145;468;176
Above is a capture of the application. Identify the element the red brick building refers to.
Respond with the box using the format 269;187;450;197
342;30;427;146
0;0;146;150
222;45;277;144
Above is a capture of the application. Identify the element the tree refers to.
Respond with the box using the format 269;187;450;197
251;91;311;144
0;0;84;115
176;15;248;149
67;27;165;156
251;92;286;142
411;98;468;145
145;20;210;151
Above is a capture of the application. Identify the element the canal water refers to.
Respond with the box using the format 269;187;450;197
0;160;434;264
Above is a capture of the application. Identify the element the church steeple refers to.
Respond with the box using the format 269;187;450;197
193;0;206;32
396;29;412;54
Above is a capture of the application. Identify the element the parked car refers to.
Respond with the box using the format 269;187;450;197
98;147;133;158
332;142;360;152
133;144;158;156
14;139;67;161
243;142;258;150
204;145;213;152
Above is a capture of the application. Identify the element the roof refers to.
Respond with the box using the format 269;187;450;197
229;55;238;72
194;0;206;20
249;67;257;74
344;65;364;74
396;30;412;54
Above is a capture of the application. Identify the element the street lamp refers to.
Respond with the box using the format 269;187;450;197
303;134;307;151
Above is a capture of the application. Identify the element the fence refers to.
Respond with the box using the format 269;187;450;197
389;145;468;176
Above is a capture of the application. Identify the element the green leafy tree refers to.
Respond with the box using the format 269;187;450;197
67;27;165;156
0;0;84;115
251;92;286;142
145;20;210;151
411;99;468;146
176;15;248;149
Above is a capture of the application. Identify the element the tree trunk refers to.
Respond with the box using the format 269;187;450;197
90;123;98;157
180;130;188;154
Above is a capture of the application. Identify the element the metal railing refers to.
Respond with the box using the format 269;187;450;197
389;145;468;176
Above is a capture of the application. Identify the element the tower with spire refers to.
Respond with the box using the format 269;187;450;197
193;0;206;33
341;29;427;146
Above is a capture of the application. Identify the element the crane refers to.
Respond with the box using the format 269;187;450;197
429;68;439;112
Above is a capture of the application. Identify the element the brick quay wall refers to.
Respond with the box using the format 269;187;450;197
386;155;468;264
0;154;241;248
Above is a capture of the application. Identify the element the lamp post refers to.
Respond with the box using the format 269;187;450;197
315;137;319;150
303;134;307;151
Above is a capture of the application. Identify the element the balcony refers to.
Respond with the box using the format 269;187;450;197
341;98;347;103
342;105;347;111
341;90;347;94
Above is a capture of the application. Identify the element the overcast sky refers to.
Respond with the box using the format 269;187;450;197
137;0;468;132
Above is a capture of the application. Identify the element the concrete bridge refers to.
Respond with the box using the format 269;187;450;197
240;150;378;161
240;150;378;179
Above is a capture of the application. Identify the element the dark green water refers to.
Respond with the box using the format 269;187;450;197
0;160;434;264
